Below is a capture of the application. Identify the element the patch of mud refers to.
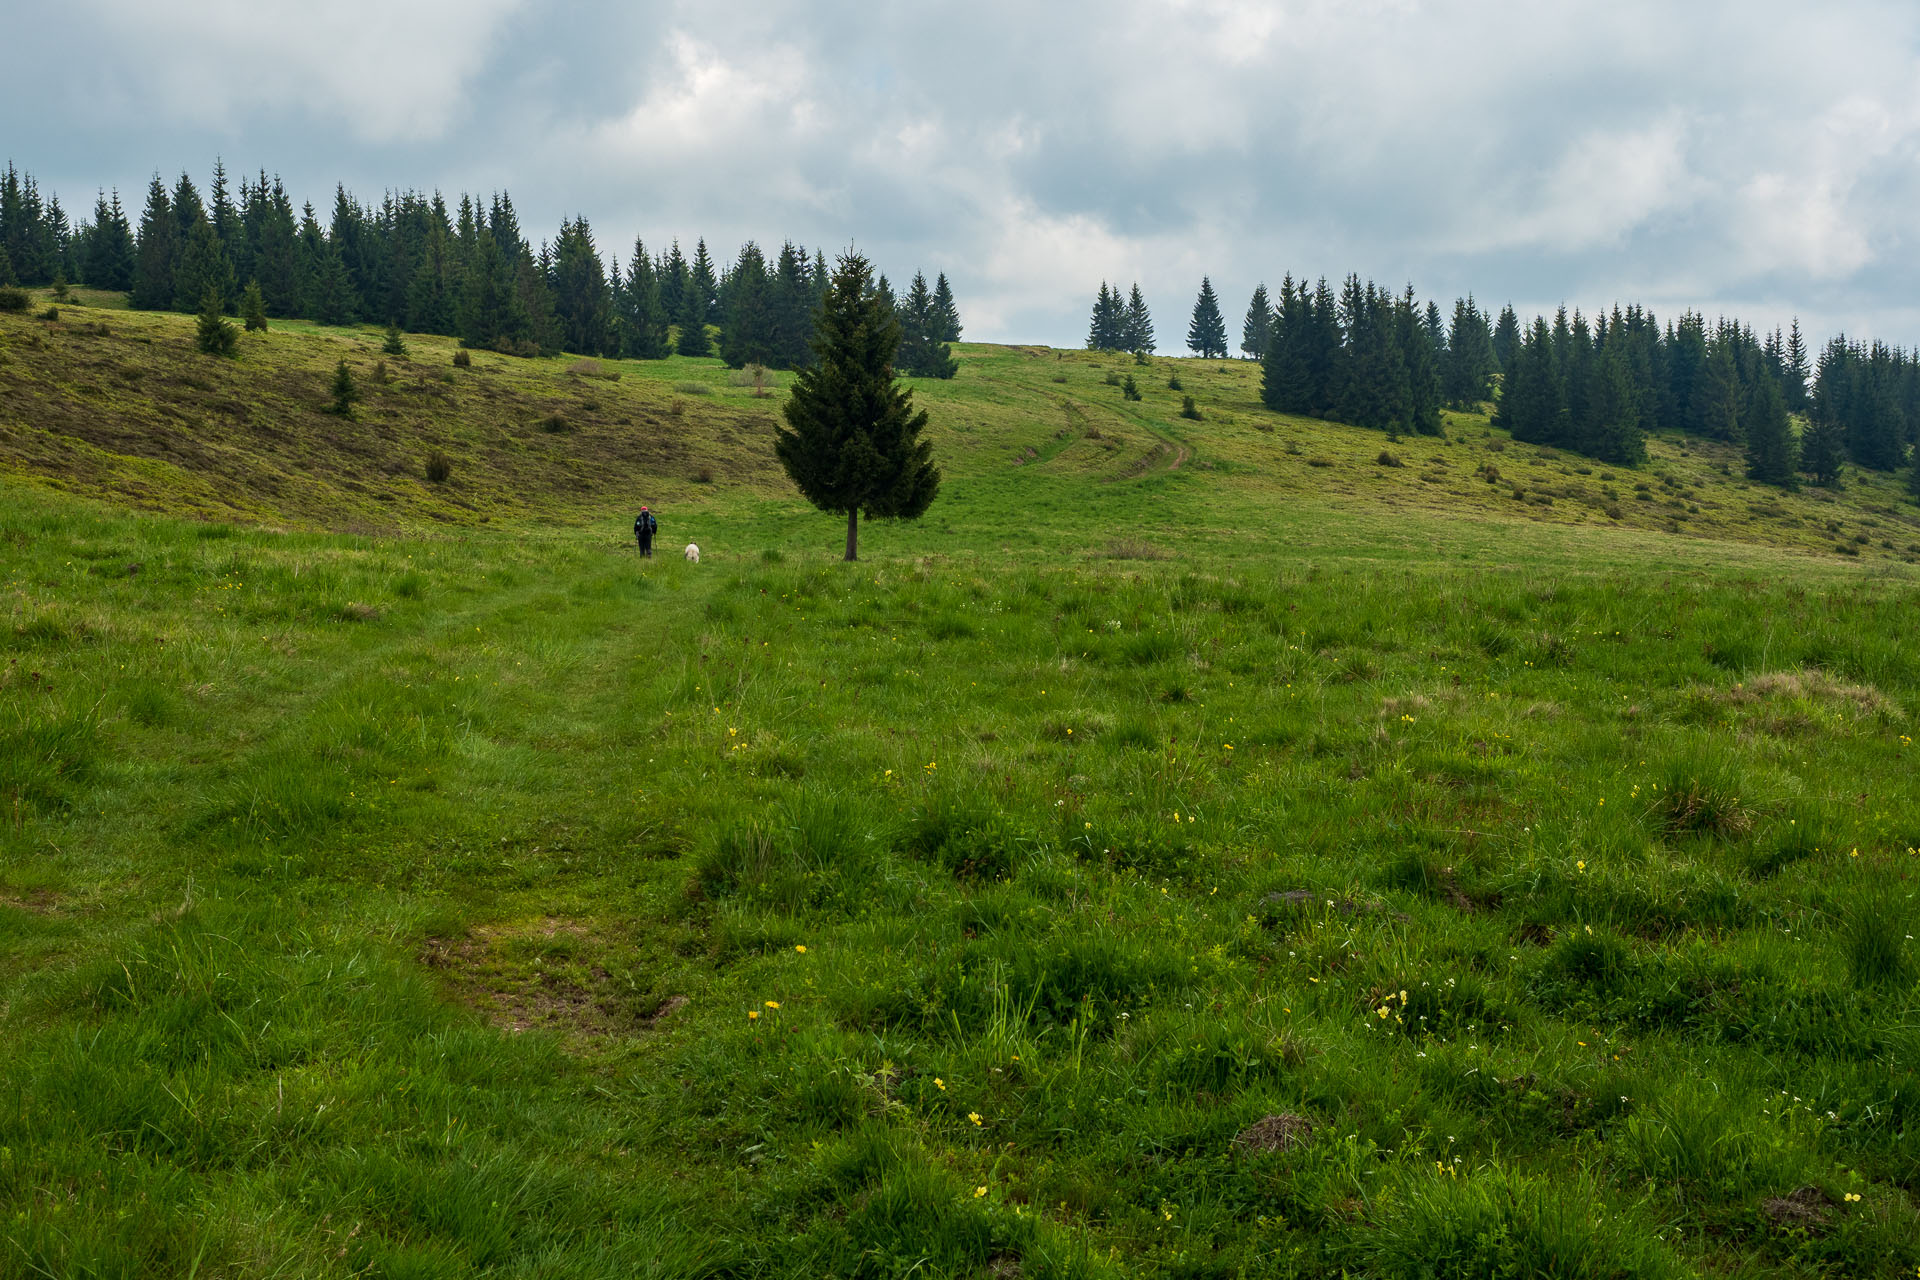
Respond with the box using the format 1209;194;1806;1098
420;916;684;1046
0;889;59;915
1761;1185;1833;1228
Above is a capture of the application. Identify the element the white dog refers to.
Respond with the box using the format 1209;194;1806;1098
684;543;700;563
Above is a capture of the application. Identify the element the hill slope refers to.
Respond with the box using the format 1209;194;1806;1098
4;291;1919;568
2;292;1919;1278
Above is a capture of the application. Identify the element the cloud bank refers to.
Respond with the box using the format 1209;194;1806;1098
10;0;1920;347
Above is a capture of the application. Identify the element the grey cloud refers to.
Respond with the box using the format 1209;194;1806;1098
6;1;1920;347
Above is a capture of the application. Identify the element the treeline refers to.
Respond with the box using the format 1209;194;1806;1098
1085;271;1920;492
0;162;962;375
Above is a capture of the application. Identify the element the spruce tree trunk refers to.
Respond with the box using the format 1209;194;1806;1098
845;507;859;561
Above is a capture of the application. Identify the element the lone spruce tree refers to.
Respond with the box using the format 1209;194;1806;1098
776;251;940;561
1187;277;1228;359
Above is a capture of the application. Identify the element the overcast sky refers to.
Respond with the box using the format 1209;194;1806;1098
11;0;1920;350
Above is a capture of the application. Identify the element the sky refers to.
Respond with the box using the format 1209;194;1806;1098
11;0;1920;351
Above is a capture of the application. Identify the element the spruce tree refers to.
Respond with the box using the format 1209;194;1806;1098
1261;278;1315;415
85;189;136;291
719;241;776;369
678;239;717;355
174;217;235;314
1586;341;1645;465
130;175;176;311
328;358;358;417
1240;283;1272;360
676;253;712;358
1491;304;1520;374
931;272;961;343
812;249;832;316
551;215;611;355
897;270;957;378
1496;319;1565;444
457;226;526;349
254;179;301;317
1123;283;1154;354
775;251;940;562
770;241;815;369
1401;287;1443;436
1444;296;1495;405
241;279;268;332
1187;277;1228;359
1743;373;1797;487
1087;283;1119;350
307;237;356;326
406;219;459;335
618;238;670;359
660;241;689;336
1783;318;1810;411
195;286;238;357
382;321;408;357
1802;414;1845;487
1690;339;1741;442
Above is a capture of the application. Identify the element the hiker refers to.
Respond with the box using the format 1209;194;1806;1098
634;506;657;557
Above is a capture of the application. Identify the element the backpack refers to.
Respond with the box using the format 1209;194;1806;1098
643;512;657;535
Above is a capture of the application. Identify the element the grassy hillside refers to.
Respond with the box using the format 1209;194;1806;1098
4;289;1920;565
1;295;1918;1279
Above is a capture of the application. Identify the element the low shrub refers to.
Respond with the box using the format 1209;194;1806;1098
1377;450;1404;468
424;450;452;484
451;349;471;368
0;286;31;312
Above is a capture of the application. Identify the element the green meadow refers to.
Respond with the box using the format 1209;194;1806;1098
1;295;1918;1278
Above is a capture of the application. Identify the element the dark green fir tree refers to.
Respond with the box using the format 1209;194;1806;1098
931;272;961;342
1801;414;1845;488
775;251;940;561
618;237;670;359
1187;277;1228;359
1241;283;1272;360
1743;373;1797;487
1123;283;1154;354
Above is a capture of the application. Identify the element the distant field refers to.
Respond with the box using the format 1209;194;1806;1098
1;297;1917;1278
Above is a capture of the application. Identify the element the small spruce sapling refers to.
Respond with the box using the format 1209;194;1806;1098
1180;395;1202;420
241;279;268;332
329;359;358;417
195;286;238;357
1167;372;1183;391
1122;374;1142;402
382;322;408;357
